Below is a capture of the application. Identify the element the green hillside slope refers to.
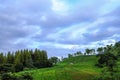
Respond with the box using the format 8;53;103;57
18;55;101;80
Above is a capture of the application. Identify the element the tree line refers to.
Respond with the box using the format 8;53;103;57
67;41;120;80
0;48;59;73
68;41;120;57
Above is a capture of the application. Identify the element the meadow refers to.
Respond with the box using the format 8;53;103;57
18;55;102;80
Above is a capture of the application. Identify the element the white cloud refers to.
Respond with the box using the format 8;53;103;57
54;43;79;50
111;34;120;38
46;17;109;43
46;23;86;42
51;0;70;15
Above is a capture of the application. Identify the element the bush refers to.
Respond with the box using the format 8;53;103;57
1;73;18;80
14;63;24;72
1;72;33;80
21;74;33;80
0;64;14;74
46;60;53;67
95;63;103;68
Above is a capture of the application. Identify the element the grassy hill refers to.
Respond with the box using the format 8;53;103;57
18;55;102;80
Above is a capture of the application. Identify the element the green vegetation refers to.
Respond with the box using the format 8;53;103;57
0;41;120;80
17;55;100;80
0;49;54;73
95;42;120;80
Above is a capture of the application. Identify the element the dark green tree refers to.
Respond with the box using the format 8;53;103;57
6;52;14;64
24;49;33;68
33;49;41;68
96;43;120;80
85;48;91;55
49;57;59;65
74;51;82;56
68;54;73;58
0;53;4;64
14;53;23;72
97;47;104;54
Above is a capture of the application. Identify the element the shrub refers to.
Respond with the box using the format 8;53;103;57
14;63;24;72
95;63;103;68
0;64;14;74
21;73;33;80
1;73;18;80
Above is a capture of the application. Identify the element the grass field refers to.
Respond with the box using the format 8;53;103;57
17;55;102;80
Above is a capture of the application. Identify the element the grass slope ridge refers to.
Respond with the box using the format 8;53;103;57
19;55;101;80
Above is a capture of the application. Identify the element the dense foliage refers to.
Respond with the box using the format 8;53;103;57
0;49;53;73
1;73;33;80
66;41;120;80
0;42;120;80
95;42;120;80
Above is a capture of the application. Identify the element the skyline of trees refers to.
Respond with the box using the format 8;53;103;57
0;41;120;72
0;48;54;72
67;41;120;57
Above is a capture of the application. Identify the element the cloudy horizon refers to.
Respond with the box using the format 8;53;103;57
0;0;120;57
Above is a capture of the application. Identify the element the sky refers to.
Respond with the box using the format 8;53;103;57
0;0;120;57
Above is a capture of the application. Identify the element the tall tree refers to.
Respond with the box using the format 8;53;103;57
49;57;59;65
6;52;14;64
85;48;91;55
24;49;33;68
14;53;23;72
33;49;41;68
0;53;4;64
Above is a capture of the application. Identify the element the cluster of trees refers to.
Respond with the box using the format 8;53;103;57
68;41;120;57
49;56;60;65
0;49;59;73
95;42;120;80
67;41;120;80
84;48;95;55
68;51;82;58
